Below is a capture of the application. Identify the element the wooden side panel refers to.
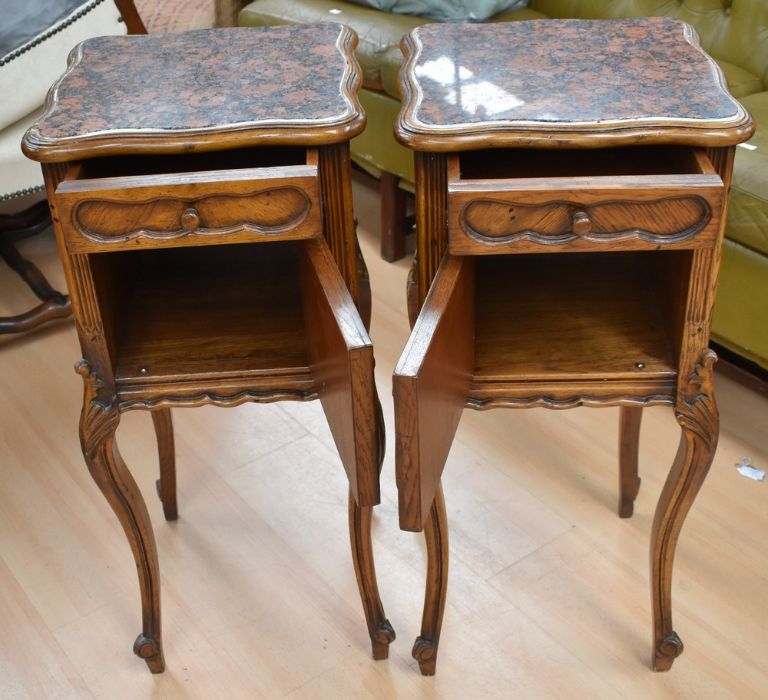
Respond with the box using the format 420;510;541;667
300;238;378;506
394;254;475;531
677;146;735;387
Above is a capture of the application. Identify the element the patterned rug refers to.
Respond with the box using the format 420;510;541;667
135;0;215;33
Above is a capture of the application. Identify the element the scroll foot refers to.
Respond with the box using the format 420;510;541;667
653;632;684;672
371;620;396;660
412;636;438;676
133;633;165;673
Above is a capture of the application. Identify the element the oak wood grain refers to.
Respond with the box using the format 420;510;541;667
448;147;723;254
56;164;321;252
300;237;378;507
394;254;474;532
473;253;677;383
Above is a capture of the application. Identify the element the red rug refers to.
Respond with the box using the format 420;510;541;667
135;0;215;33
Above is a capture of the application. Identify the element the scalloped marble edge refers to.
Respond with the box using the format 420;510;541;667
23;23;366;162
395;19;755;151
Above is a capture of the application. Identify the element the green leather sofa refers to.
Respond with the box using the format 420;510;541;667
235;0;768;372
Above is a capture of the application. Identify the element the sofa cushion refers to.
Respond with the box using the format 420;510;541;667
717;60;763;99
346;0;527;21
239;0;432;89
0;0;126;131
728;91;768;257
712;238;768;370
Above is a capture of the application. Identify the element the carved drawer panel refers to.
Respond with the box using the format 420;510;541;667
448;147;724;254
55;159;321;253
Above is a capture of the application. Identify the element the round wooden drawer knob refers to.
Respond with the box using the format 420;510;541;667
180;207;200;231
572;210;591;236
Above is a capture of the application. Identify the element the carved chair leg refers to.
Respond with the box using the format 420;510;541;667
151;408;177;521
77;361;165;673
413;482;449;676
0;241;71;334
380;171;407;262
618;406;642;518
650;351;718;672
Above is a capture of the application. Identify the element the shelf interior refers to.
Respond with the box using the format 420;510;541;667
473;252;681;383
78;145;308;179
458;145;703;180
90;241;309;383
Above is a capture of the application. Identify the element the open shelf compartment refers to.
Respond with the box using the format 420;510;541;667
90;240;310;385
396;249;689;405
473;252;678;383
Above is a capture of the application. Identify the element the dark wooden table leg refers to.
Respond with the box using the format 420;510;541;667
151;408;177;521
618;406;642;518
650;350;718;671
76;360;165;673
0;240;72;334
413;482;449;676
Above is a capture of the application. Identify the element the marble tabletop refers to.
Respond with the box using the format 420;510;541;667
24;23;365;161
396;18;753;150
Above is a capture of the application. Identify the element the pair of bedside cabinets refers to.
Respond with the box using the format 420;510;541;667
23;18;753;676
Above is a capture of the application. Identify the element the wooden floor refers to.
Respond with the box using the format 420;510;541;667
1;183;767;699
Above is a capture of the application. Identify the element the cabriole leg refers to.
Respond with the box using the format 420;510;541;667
348;394;395;659
77;360;165;673
348;495;396;659
650;351;718;671
413;482;449;676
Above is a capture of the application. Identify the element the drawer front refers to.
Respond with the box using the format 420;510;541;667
55;165;322;252
448;174;724;254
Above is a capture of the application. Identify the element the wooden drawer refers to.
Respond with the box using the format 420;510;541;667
54;148;321;252
448;147;724;254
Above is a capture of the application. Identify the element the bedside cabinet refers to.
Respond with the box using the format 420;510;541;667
392;18;753;675
23;23;394;672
